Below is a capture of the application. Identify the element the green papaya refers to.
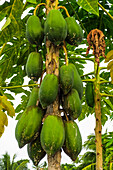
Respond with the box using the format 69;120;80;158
26;52;43;81
27;87;39;107
27;135;46;166
15;106;44;148
59;64;74;95
85;82;94;107
44;9;67;45
63;121;82;161
68;63;83;99
40;115;65;156
63;89;82;119
26;15;44;45
39;74;58;109
65;17;83;46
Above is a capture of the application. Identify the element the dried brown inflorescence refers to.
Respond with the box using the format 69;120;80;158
86;29;106;65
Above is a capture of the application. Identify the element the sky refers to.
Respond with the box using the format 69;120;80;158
0;0;113;169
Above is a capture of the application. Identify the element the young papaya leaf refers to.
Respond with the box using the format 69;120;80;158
0;95;15;117
103;97;113;110
105;50;113;63
0;119;5;137
77;0;99;16
0;110;8;126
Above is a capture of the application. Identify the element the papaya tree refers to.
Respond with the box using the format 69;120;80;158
0;0;113;170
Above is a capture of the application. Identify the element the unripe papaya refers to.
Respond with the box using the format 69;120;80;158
65;17;83;46
40;115;65;156
27;87;39;107
63;89;82;119
85;82;94;107
39;74;58;109
26;15;44;45
15;106;44;148
26;52;43;81
68;63;83;99
59;64;74;95
27;135;46;166
63;121;82;161
44;9;67;45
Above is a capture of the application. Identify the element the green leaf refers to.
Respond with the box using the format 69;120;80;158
77;0;99;16
4;93;15;100
15;160;29;170
0;1;11;21
0;0;23;45
103;98;113;110
1;17;11;31
26;0;37;4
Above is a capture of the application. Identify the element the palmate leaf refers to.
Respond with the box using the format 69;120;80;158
0;0;23;45
0;95;15;117
77;0;99;16
0;96;15;137
104;50;113;83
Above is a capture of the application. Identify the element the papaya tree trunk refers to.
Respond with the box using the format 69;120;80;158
46;42;61;170
94;60;103;170
45;0;61;162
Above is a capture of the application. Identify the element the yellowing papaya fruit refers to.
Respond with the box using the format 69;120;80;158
65;17;83;46
44;9;67;45
15;106;44;148
63;89;82;119
26;15;44;45
63;121;82;161
39;74;58;109
26;52;43;81
27;135;46;166
40;115;65;156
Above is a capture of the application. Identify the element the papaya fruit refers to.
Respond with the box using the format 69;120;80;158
39;74;58;109
27;87;39;107
85;82;94;107
59;64;74;95
65;17;83;46
26;15;44;45
63;121;82;161
27;135;46;166
44;9;67;45
63;89;82;119
40;115;65;156
15;106;44;148
26;52;43;81
68;63;83;99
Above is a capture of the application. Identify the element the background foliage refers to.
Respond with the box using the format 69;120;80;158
0;0;113;169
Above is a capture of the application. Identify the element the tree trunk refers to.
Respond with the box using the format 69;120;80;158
94;62;103;170
46;41;61;169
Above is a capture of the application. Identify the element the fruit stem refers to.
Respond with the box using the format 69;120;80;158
34;3;46;16
63;43;68;65
58;6;70;17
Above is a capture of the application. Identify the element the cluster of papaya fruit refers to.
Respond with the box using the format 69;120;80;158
15;7;84;166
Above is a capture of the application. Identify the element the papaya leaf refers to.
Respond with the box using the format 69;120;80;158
103;97;113;110
105;50;113;63
0;95;15;117
0;0;23;45
107;60;113;70
4;93;15;100
0;1;11;21
0;109;8;126
1;17;11;31
77;0;99;16
0;119;5;137
26;0;37;4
